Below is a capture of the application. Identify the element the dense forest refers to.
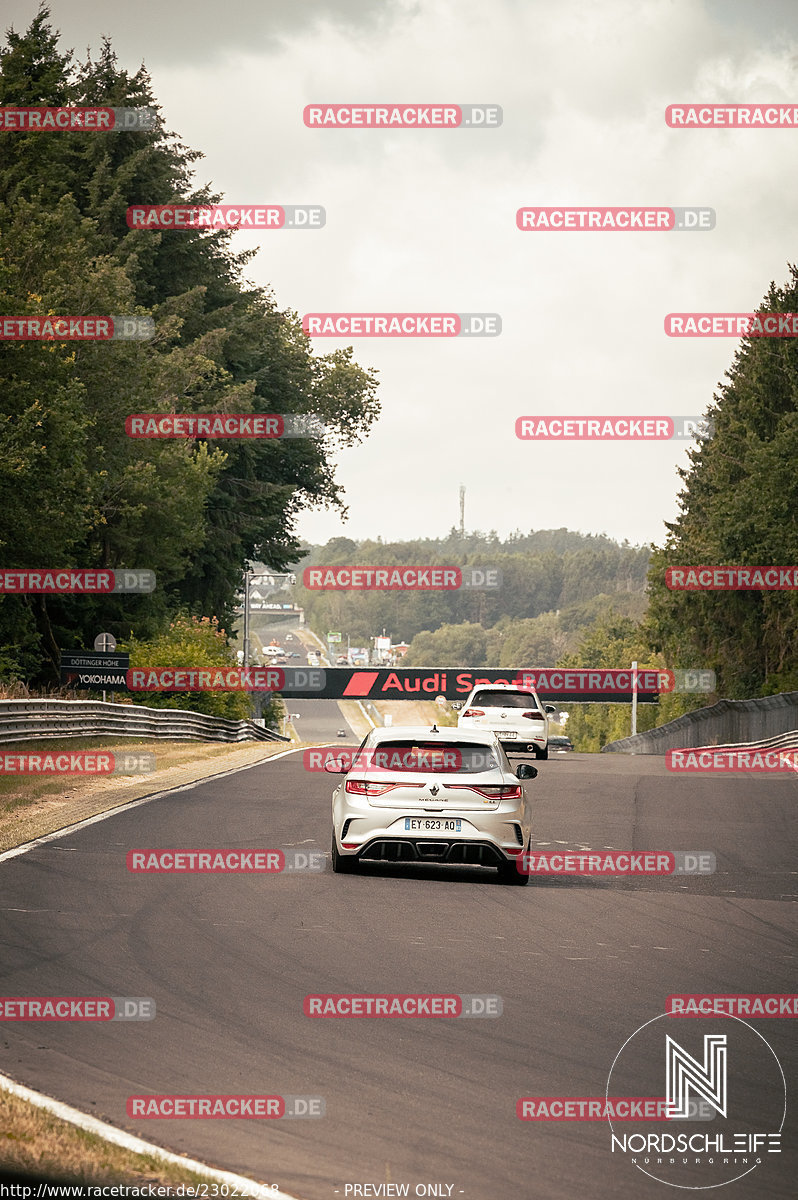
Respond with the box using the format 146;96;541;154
294;529;649;655
0;10;379;686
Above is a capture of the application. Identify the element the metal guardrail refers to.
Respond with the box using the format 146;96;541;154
688;730;798;753
361;698;384;727
0;699;288;745
602;691;798;754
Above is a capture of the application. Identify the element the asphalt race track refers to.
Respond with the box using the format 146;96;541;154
0;751;796;1199
289;697;360;744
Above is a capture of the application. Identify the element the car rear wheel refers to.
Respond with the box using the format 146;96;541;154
331;832;357;874
534;745;549;760
497;854;530;886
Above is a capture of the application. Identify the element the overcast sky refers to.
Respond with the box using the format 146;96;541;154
7;0;798;548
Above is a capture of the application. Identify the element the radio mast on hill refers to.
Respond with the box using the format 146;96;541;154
459;484;465;537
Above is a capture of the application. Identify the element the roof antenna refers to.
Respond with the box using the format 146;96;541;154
430;723;439;733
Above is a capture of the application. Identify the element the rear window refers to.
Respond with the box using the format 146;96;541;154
355;740;500;774
471;690;539;710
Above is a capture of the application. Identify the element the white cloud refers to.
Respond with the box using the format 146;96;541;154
10;0;798;545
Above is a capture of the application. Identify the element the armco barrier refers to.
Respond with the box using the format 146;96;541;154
0;699;288;745
602;691;798;754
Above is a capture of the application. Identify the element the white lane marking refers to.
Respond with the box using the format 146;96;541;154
0;746;303;865
0;1070;300;1200
0;747;314;1195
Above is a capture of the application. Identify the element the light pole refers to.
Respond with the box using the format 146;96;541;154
243;571;251;668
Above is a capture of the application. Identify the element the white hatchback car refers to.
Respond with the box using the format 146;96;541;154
457;683;556;759
328;724;537;884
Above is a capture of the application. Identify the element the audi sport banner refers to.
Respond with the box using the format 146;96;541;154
284;667;667;702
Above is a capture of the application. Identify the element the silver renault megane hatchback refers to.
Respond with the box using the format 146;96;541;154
328;724;537;884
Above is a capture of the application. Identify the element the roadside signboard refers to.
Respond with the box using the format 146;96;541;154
60;650;130;690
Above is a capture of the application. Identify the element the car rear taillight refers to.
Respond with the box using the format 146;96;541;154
522;711;544;719
446;784;523;801
345;779;398;797
462;708;485;718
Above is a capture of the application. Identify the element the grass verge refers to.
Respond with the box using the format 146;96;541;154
0;1088;270;1191
0;736;291;853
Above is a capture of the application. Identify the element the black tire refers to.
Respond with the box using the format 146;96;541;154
331;832;357;874
497;855;530;886
535;745;549;760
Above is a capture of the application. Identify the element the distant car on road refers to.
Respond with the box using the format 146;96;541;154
337;729;347;738
457;683;556;759
328;724;537;884
263;645;283;658
287;651;301;658
548;735;574;753
336;655;348;665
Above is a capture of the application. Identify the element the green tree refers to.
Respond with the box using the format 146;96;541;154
556;616;663;752
122;613;279;722
0;8;379;684
403;622;488;667
646;265;798;697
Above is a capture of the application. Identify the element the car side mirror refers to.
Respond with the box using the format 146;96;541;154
516;763;538;779
544;705;557;714
323;759;350;774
